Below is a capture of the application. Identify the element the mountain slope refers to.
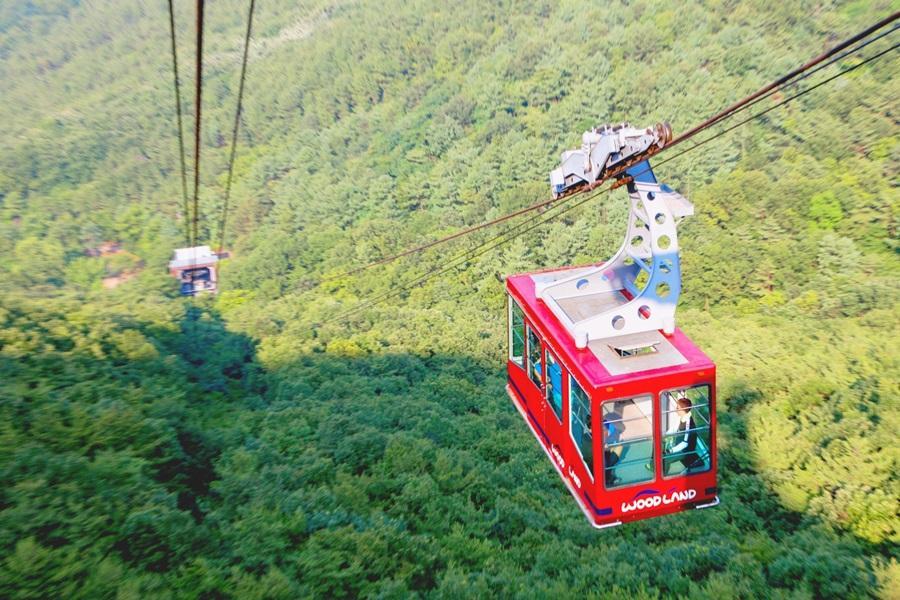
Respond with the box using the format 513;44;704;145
1;0;897;597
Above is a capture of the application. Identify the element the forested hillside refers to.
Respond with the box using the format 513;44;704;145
1;0;898;597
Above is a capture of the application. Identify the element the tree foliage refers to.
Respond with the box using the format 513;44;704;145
1;0;897;597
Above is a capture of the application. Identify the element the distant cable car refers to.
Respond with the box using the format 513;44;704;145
505;124;718;528
168;246;220;296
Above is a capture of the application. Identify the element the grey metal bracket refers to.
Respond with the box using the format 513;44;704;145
535;169;693;349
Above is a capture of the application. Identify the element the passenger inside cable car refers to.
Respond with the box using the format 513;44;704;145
602;411;621;487
602;397;654;488
661;387;712;476
545;351;563;421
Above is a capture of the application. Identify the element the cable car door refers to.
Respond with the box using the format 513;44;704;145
525;325;546;425
542;347;568;473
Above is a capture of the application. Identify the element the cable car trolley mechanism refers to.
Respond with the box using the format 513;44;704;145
550;121;672;199
505;122;718;528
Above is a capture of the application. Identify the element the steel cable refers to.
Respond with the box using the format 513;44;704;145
215;0;256;254
321;41;899;326
306;12;899;289
167;0;191;246
191;0;205;247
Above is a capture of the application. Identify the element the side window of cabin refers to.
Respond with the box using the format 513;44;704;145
508;298;525;368
526;326;542;389
569;376;593;477
602;396;655;489
544;349;563;422
661;385;712;477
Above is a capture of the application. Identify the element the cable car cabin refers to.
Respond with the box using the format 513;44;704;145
168;246;219;296
505;271;718;528
507;141;716;527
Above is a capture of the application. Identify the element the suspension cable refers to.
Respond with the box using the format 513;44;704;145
307;12;898;288
668;10;899;148
322;184;614;325
652;41;900;175
215;0;256;254
321;41;899;326
191;0;205;247
167;0;191;246
675;22;899;145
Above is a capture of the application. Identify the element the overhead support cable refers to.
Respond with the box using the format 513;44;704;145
321;185;616;326
215;0;256;254
315;194;563;285
321;40;899;326
166;0;191;246
668;10;900;149
308;11;899;288
674;22;900;144
191;0;205;247
650;41;900;174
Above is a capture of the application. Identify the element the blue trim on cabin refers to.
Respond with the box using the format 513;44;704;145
634;488;661;499
582;491;613;516
509;377;613;517
626;160;657;184
509;377;550;445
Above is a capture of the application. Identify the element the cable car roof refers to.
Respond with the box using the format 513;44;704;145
169;246;219;269
507;268;714;390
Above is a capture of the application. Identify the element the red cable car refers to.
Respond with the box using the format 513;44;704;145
504;125;718;527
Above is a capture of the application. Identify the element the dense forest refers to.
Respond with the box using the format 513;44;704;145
1;0;898;597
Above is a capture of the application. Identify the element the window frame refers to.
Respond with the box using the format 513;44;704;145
659;384;713;480
507;296;526;370
568;372;595;481
526;324;543;390
544;347;564;423
601;394;656;490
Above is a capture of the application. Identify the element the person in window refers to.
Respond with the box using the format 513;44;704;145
603;410;623;487
546;359;562;415
530;354;541;385
572;404;593;469
666;394;701;472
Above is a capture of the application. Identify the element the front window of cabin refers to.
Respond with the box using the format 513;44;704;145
602;396;655;489
569;376;593;478
526;326;542;389
544;349;563;422
508;298;525;368
661;385;712;477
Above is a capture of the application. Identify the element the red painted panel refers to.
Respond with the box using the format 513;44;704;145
505;276;718;528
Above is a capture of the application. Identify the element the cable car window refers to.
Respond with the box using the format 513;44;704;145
569;376;593;478
526;326;542;389
544;349;563;422
509;298;525;368
661;385;712;477
602;396;655;489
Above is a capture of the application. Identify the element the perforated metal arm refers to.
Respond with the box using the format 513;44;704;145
537;161;693;348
